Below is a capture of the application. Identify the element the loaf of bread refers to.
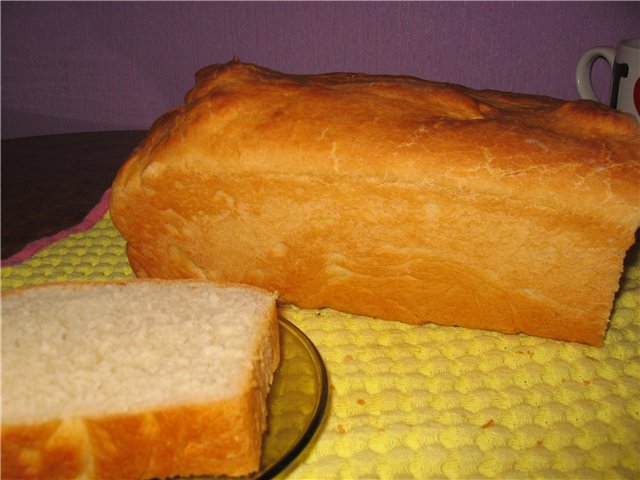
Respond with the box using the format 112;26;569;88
1;280;279;479
110;59;640;346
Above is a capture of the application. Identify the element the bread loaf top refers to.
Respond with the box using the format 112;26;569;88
109;60;639;346
115;58;639;227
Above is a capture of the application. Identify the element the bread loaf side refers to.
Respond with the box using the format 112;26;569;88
1;280;280;479
110;59;640;346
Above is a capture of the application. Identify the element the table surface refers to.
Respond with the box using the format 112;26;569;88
1;130;147;259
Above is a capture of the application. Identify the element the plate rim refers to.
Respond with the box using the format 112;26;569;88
256;316;329;479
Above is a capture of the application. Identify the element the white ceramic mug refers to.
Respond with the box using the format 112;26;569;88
576;38;640;122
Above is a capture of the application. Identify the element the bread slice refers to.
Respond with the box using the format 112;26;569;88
1;280;280;479
110;59;640;346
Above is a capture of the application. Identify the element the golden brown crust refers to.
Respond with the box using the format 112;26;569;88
1;280;280;479
110;59;640;346
2;398;263;479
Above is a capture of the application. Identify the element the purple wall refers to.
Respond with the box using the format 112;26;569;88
2;1;639;139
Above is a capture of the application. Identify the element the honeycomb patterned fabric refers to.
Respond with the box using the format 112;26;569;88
2;202;639;479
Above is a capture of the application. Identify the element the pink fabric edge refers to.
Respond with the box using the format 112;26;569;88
1;189;112;267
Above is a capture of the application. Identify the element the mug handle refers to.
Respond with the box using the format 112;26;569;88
575;46;616;102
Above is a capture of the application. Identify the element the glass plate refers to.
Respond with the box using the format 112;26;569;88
197;316;328;480
253;317;328;479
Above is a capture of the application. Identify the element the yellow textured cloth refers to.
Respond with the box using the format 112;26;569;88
2;212;639;479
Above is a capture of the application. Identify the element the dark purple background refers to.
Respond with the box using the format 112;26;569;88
2;1;639;139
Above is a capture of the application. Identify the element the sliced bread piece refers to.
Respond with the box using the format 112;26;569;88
1;280;279;479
